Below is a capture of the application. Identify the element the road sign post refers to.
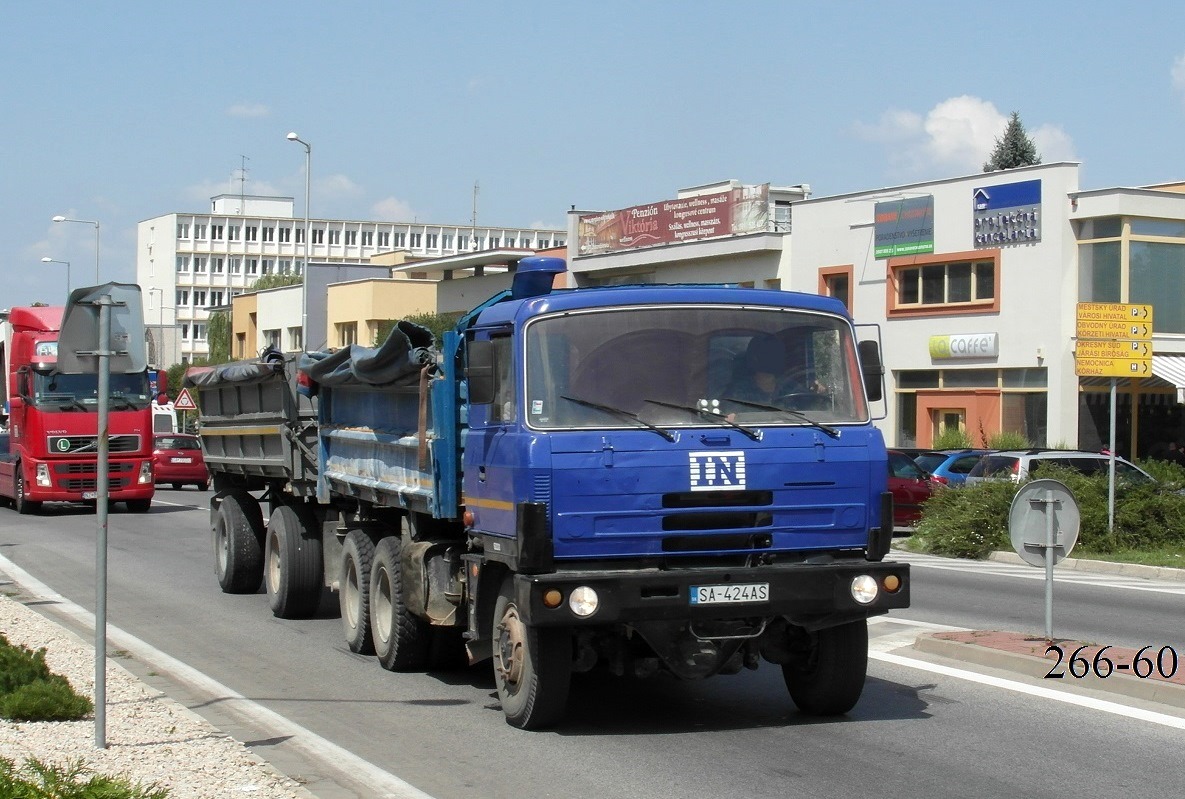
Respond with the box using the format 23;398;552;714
1009;479;1080;641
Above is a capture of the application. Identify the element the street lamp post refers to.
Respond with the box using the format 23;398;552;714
41;257;71;297
286;132;311;350
52;216;100;283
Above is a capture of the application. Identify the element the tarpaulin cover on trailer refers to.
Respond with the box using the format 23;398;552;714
300;320;436;387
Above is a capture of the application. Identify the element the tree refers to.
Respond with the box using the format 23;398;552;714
249;273;302;290
373;312;462;347
983;111;1041;172
206;310;231;363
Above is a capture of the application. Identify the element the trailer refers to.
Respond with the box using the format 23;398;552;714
187;256;910;729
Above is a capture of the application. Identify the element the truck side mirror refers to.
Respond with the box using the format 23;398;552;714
467;339;495;404
16;368;31;400
858;340;884;402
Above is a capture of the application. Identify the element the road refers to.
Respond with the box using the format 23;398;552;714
2;491;1183;799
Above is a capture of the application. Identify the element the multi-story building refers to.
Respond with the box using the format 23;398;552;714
135;194;566;365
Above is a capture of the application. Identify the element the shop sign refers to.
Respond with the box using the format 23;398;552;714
576;184;770;255
973;179;1041;246
874;195;934;259
929;332;999;360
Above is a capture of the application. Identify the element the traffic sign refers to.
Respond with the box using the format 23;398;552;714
1073;357;1152;378
1075;339;1152;359
173;387;198;411
1075;302;1153;340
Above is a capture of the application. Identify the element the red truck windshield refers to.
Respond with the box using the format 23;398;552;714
32;371;152;411
524;305;868;431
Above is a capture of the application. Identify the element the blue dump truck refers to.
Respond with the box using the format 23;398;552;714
185;256;909;729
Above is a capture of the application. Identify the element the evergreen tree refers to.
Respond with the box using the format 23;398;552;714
983;111;1041;172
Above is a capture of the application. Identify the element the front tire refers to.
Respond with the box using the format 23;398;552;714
369;536;429;671
14;469;41;515
492;574;571;729
212;490;264;594
340;530;376;655
264;504;324;619
782;620;868;715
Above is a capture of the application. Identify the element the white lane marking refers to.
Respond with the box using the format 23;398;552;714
0;554;437;799
871;649;1185;729
893;552;1185;595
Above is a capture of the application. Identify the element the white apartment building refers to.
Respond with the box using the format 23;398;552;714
136;194;566;365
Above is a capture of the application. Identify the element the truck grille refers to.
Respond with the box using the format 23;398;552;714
45;434;142;454
54;462;136;475
61;477;132;491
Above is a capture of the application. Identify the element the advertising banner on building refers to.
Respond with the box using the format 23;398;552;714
973;179;1041;246
874;195;934;259
577;184;769;255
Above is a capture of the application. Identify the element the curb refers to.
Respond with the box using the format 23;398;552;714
913;632;1185;711
986;550;1185;582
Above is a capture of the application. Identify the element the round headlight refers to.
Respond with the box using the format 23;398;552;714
568;586;599;617
850;575;879;605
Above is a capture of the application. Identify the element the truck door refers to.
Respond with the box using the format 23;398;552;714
464;333;521;538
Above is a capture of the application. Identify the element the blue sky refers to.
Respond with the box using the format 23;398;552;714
4;1;1184;309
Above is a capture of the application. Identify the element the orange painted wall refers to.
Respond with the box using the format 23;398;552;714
915;390;1001;447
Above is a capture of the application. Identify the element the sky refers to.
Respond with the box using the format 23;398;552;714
3;1;1185;309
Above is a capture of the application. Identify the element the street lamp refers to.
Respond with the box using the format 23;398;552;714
286;132;311;349
41;257;71;297
52;215;101;283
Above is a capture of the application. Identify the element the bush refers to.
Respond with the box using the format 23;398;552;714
0;757;168;799
932;427;974;450
913;480;1015;558
987;430;1031;450
0;633;92;723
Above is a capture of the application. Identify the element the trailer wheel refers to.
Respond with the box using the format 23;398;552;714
212;490;264;594
782;620;868;716
492;574;571;729
14;469;41;515
340;530;376;655
370;536;430;671
265;504;324;619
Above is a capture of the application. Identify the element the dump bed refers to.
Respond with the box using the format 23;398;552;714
184;356;319;493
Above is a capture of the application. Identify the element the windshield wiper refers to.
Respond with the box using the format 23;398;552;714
39;395;88;412
642;399;761;441
723;397;840;438
107;396;138;410
560;395;675;442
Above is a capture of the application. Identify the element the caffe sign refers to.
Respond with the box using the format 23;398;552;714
929;332;999;360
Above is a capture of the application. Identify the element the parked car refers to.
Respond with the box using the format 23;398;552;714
912;449;991;486
964;449;1154;486
887;449;935;530
152;433;209;490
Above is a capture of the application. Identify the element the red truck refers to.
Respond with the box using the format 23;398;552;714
0;305;155;513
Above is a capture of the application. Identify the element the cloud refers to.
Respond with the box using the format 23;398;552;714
855;95;1076;177
1173;54;1185;99
371;196;418;221
226;103;270;118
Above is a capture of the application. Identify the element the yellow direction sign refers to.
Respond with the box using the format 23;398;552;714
1075;302;1153;341
1075;340;1152;359
1074;357;1152;378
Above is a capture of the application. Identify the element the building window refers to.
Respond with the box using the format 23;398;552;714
296;228;304;244
263;226;275;243
442;234;453;249
328;230;341;245
228;225;240;241
818;265;854;312
261;259;274;274
264;329;281;349
245;226;258;242
210;225;224;240
313;229;324;244
378;231;390;247
473;236;484;250
279;259;293;273
176;256;190;273
177;223;190;239
194;224;207;239
1079;216;1185;334
489;237;501;248
193;257;207;273
337;322;357;348
247;259;258;275
288;327;303;352
393;232;406;247
345;230;357;246
537;239;549;249
410;233;422;248
279;227;291;243
230;257;242;274
888;250;1000;317
457;235;469;250
176;290;189;306
194;324;207;341
209;291;224;307
181;324;190;340
212;257;224;274
426;233;438;249
193;291;207;306
362;231;374;247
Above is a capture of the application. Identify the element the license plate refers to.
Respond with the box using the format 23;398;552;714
171;457;192;463
82;491;97;500
689;583;769;605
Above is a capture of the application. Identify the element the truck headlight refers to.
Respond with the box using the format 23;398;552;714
569;586;599;617
138;461;153;485
850;575;879;605
36;463;51;487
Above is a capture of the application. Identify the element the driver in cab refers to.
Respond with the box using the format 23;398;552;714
726;334;825;406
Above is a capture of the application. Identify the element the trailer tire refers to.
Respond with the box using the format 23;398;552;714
14;469;41;515
493;574;571;730
213;490;264;594
265;504;324;619
370;536;429;671
782;620;868;716
340;530;376;655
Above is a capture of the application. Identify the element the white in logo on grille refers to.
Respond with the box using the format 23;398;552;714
689;451;746;491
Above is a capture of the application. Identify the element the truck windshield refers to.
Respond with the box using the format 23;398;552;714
32;372;152;412
524;305;868;431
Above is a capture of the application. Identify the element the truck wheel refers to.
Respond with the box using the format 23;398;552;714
782;620;868;716
492;574;571;730
340;530;376;655
369;536;429;671
126;498;152;513
265;504;324;619
14;470;41;515
213;490;264;594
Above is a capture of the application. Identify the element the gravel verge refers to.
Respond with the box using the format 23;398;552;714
0;592;312;799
